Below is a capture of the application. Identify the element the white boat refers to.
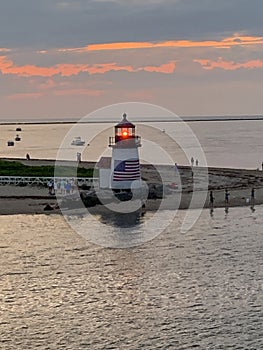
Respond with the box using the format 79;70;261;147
71;137;85;146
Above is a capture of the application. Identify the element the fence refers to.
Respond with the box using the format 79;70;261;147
0;176;99;186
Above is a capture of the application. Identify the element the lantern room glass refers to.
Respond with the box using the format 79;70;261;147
115;127;135;137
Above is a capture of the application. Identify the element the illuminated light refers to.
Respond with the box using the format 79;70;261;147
122;131;128;137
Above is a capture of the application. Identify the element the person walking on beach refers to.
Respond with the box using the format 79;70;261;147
191;157;194;167
26;153;30;160
196;159;199;167
209;190;214;206
225;189;229;204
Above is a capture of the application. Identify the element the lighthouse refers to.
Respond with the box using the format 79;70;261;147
109;113;142;191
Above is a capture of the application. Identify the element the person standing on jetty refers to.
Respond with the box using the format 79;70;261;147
251;187;255;201
61;179;65;195
47;180;54;195
77;152;82;163
65;181;71;194
209;190;214;206
225;189;230;204
54;181;58;194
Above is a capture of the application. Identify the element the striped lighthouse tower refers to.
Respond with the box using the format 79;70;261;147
109;113;142;191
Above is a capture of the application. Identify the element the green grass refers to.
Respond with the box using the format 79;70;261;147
0;160;95;177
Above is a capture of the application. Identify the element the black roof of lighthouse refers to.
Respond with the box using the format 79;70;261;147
115;113;135;128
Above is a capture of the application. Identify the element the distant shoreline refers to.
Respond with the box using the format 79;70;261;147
1;115;263;125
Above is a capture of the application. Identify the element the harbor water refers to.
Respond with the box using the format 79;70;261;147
0;206;262;349
1;119;263;169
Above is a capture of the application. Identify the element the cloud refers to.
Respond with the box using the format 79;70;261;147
58;35;263;53
0;55;176;77
142;61;176;73
194;57;263;70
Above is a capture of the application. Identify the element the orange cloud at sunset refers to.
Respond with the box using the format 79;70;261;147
0;56;176;77
58;35;263;53
142;61;176;74
194;58;263;70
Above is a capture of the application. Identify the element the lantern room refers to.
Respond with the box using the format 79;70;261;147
109;113;141;148
115;113;135;143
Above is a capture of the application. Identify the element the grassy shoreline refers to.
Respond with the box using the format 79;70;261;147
0;160;94;178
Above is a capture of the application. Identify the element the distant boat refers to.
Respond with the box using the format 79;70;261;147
161;129;165;133
71;136;85;146
16;127;22;131
7;140;14;146
15;134;21;141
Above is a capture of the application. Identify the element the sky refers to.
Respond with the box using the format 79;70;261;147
0;0;263;120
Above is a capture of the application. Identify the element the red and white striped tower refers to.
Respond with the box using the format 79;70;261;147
109;113;142;190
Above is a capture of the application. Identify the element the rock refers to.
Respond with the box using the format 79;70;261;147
43;204;54;211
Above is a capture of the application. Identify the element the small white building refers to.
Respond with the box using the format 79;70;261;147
96;156;111;189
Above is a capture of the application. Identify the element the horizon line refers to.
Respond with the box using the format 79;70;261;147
1;114;263;125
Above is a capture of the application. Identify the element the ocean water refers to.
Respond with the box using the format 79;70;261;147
1;119;263;169
0;207;262;349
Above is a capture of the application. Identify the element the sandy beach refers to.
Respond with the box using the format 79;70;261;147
0;187;261;215
0;159;263;214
